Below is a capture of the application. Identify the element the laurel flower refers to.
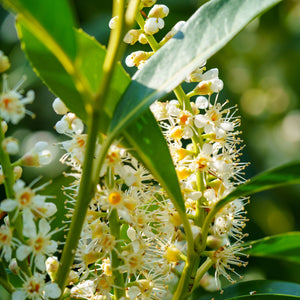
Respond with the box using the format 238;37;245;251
0;75;35;124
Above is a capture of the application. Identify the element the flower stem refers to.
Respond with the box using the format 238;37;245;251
0;259;14;294
55;0;130;296
109;208;125;300
191;257;214;293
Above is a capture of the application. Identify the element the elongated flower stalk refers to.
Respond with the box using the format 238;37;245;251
123;1;250;296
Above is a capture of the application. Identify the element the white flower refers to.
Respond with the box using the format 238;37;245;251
12;273;61;300
17;217;58;271
0;224;20;262
0;75;34;124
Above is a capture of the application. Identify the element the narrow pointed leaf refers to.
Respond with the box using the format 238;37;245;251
17;24;130;131
201;161;300;245
3;0;77;65
243;232;300;265
17;22;185;212
190;280;300;300
216;160;300;210
108;0;282;139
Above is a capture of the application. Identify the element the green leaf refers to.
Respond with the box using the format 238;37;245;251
190;280;300;300
3;0;77;65
243;232;300;265
17;16;185;213
108;0;282;138
17;24;130;132
216;160;300;209
123;110;185;212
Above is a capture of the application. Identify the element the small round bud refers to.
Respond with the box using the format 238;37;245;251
21;141;52;166
52;98;68;115
144;18;164;35
140;0;156;8
2;137;19;155
46;256;59;281
0;167;5;185
67;270;79;285
164;245;181;263
0;51;10;73
138;33;148;44
9;259;20;275
109;16;118;29
125;51;151;68
123;29;141;45
206;235;225;249
13;166;23;180
195;96;209;109
148;4;169;19
1;121;8;134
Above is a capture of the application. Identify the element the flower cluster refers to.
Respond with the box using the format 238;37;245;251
52;98;179;299
123;0;250;292
0;51;60;299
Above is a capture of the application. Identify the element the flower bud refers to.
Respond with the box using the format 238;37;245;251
0;167;5;185
164;245;181;263
123;29;141;45
125;51;152;68
148;4;169;19
144;18;164;35
138;33;148;44
46;256;59;281
1;121;8;134
109;16;118;29
2;137;19;155
52;98;68;115
13;166;23;180
21;141;52;166
140;0;156;8
9;259;20;275
0;51;10;73
161;21;186;44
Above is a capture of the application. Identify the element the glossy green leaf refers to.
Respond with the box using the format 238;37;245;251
243;232;300;265
17;24;130;132
108;0;282;138
3;0;77;63
17;18;185;212
190;280;300;300
216;160;300;209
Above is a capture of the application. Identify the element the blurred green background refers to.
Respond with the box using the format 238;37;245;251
0;0;299;296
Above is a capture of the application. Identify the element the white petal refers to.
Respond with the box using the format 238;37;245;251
16;245;32;261
39;218;51;235
44;283;61;298
12;290;27;300
35;254;46;271
22;211;36;237
0;199;17;212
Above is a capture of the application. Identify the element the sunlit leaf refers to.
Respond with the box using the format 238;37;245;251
17;21;185;212
17;24;129;132
3;0;77;67
244;232;300;265
190;280;300;300
108;0;282;138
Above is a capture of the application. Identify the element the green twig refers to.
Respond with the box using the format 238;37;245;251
109;209;125;300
